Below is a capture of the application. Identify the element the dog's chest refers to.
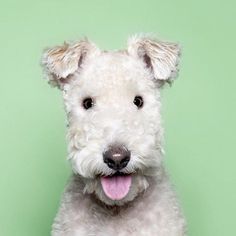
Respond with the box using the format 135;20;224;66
81;195;165;236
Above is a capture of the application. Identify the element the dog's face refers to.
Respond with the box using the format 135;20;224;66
42;35;180;205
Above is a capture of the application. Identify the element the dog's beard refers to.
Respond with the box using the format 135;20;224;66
69;139;162;205
82;173;150;206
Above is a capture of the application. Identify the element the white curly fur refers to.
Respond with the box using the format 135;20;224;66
41;34;186;236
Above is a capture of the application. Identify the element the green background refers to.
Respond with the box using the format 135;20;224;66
0;0;235;235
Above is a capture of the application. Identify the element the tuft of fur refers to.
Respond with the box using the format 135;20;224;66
41;34;186;236
41;38;100;88
128;34;181;84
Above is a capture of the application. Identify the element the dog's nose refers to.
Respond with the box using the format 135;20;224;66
103;145;131;171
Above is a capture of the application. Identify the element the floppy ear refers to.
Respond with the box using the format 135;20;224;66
41;38;99;89
127;35;181;85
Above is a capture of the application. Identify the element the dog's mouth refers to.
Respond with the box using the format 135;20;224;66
101;172;132;200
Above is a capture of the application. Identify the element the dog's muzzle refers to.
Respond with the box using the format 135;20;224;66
101;144;132;200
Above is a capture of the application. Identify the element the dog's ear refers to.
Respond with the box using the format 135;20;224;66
41;39;99;89
127;35;181;85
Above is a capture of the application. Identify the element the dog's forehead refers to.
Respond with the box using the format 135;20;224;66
79;51;152;88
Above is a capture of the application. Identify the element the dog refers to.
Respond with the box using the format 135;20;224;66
41;34;186;236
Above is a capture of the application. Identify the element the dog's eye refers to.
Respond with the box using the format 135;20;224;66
133;96;143;109
82;97;94;110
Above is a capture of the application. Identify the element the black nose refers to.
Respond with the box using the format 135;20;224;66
103;145;131;171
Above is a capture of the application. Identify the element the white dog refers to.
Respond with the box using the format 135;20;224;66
41;34;186;236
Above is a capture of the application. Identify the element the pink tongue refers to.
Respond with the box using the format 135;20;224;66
101;175;132;200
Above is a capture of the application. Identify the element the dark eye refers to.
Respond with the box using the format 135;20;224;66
82;97;94;110
133;96;144;108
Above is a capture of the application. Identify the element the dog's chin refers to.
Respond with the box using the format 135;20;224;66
83;173;150;206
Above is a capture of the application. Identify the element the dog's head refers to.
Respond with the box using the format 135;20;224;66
41;35;181;205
